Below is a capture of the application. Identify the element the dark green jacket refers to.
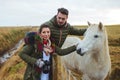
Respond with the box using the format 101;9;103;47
43;15;86;47
19;38;76;80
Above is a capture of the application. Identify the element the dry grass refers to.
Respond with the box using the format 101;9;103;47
106;26;120;46
0;25;120;80
0;27;32;56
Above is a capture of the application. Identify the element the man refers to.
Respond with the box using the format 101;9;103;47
43;7;86;47
42;7;86;80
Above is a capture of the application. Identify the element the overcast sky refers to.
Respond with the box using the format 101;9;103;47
0;0;120;26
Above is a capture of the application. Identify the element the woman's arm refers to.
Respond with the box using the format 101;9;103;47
19;45;37;65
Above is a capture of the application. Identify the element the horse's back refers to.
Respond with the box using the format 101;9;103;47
61;36;81;69
62;36;81;49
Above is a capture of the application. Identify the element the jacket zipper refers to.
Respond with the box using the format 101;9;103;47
58;29;62;46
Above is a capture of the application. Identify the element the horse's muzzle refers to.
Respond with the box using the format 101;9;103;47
77;48;84;56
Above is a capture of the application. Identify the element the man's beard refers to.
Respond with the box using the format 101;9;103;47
57;22;66;27
58;22;64;26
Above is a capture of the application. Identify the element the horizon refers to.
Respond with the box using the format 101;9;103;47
0;23;120;27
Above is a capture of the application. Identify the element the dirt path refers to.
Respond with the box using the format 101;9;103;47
0;42;26;80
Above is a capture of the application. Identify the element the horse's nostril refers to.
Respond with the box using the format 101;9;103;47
77;48;84;56
77;48;81;54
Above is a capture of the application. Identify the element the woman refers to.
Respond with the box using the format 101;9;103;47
19;24;77;80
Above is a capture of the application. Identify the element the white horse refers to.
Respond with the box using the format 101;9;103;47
61;22;111;80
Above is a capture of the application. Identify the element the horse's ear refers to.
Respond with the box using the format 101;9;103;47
99;22;103;30
87;21;91;26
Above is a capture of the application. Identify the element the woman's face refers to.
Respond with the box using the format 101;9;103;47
40;27;51;40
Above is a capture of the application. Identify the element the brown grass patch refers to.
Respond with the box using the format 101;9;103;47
0;25;120;80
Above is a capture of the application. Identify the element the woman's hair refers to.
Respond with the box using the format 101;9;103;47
38;24;50;33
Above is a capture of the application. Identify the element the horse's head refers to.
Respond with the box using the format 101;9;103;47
77;22;107;56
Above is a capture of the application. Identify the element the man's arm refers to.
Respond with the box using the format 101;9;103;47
54;45;76;56
68;24;86;36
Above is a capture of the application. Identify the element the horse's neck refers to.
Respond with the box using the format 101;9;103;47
91;39;109;63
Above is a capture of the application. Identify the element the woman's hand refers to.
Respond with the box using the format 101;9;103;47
43;46;53;55
35;59;45;68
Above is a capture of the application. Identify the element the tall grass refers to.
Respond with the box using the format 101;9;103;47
0;27;32;56
0;25;120;80
106;25;120;46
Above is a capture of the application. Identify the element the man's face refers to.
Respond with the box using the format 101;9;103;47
56;12;68;26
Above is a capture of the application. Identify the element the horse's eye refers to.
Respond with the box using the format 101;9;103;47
94;35;98;38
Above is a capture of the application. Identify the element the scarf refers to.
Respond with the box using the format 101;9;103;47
35;34;55;55
43;39;53;56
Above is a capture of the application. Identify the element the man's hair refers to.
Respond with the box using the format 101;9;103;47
57;7;69;15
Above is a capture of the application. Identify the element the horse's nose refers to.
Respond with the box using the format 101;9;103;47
77;48;84;56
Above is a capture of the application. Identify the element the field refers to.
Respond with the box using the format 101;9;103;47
0;25;120;80
0;27;32;56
